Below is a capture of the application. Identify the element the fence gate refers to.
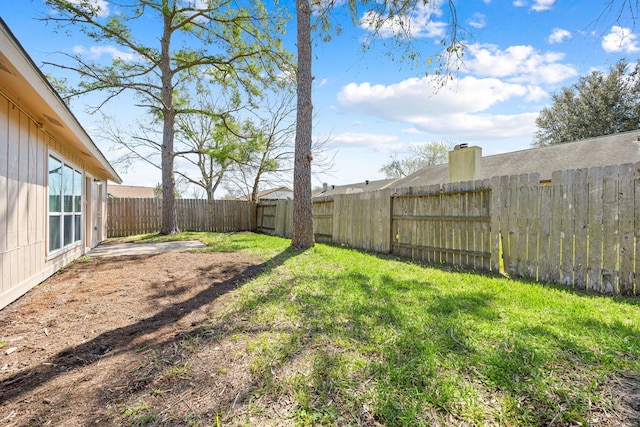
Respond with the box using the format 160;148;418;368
313;199;334;243
391;181;492;270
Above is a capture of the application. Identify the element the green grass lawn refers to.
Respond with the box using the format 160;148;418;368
129;232;640;425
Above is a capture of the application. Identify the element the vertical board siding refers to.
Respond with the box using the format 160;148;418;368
107;198;254;237
0;97;8;295
0;91;94;310
7;102;19;252
0;103;50;299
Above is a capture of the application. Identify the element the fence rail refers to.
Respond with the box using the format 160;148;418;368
107;198;254;237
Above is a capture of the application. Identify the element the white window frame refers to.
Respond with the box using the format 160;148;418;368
48;152;83;256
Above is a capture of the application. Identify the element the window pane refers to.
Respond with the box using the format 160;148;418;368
74;170;82;212
74;195;82;213
63;166;74;212
49;216;61;252
48;156;62;213
74;215;82;242
64;215;73;246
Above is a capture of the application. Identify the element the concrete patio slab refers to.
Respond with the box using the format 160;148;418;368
87;240;206;257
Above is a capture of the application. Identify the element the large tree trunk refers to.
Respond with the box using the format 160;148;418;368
160;8;179;235
291;0;314;249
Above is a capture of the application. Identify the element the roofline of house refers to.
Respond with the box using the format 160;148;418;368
0;17;122;184
479;128;640;161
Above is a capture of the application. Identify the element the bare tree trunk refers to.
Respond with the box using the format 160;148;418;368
251;172;261;202
291;0;314;249
160;8;179;235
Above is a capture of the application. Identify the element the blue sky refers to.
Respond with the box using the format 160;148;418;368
2;1;639;193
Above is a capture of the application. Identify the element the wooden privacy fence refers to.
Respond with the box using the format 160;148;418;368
107;198;254;237
106;162;639;295
254;162;639;295
491;164;639;295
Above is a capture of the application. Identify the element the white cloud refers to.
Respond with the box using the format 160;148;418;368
548;28;571;44
464;43;577;84
468;13;486;29
408;112;538;138
337;76;540;138
68;0;110;17
602;26;640;53
360;1;447;39
531;0;556;11
401;128;422;134
329;132;403;151
339;76;527;116
72;45;137;61
513;1;527;7
524;85;548;102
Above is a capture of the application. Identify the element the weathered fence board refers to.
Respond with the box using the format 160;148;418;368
548;173;563;284
313;199;334;243
256;202;276;234
107;198;253;237
601;166;620;293
619;164;635;294
391;182;492;270
573;168;589;290
493;162;639;295
636;163;640;292
331;190;392;253
537;183;552;282
587;166;603;292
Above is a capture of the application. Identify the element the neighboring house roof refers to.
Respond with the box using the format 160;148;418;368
257;186;293;200
396;130;640;188
313;131;640;197
313;178;399;198
108;184;155;198
0;18;121;183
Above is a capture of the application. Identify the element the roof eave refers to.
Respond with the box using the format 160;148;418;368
0;18;122;184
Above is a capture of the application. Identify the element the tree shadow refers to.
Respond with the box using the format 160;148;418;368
0;246;301;407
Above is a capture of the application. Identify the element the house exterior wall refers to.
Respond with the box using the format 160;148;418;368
0;91;108;310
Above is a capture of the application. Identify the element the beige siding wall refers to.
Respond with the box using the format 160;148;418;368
0;92;107;310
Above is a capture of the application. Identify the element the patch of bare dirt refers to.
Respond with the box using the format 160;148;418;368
0;251;267;426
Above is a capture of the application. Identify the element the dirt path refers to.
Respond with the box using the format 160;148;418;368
0;251;265;426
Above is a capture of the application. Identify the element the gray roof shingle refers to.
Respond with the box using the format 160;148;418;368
395;130;640;188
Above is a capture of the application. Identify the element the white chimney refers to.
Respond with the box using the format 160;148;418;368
448;145;482;183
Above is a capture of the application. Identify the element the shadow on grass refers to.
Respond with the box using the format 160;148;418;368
213;249;640;425
7;234;638;425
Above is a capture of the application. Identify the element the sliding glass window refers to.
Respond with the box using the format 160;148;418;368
48;155;82;253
